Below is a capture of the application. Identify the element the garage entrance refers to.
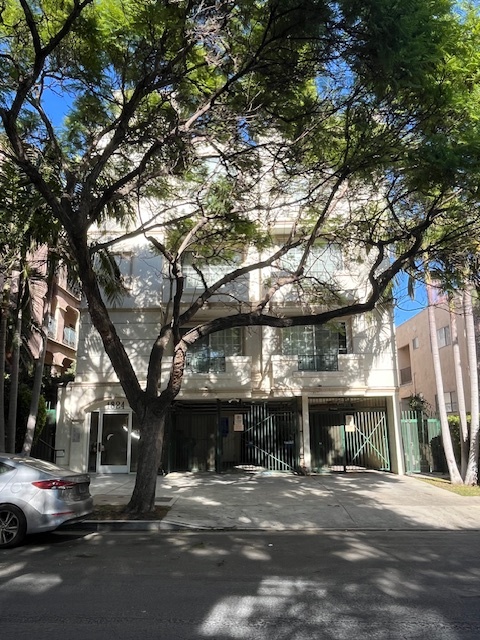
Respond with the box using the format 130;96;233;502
309;399;391;472
166;401;299;473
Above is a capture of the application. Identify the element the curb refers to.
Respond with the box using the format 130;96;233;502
60;519;185;532
59;520;480;533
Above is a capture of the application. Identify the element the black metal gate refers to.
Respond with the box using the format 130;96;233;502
168;405;217;472
167;401;299;472
310;409;390;472
240;402;298;472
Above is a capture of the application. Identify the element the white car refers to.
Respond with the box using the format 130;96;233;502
0;454;93;548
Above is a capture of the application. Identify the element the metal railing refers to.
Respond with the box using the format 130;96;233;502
47;317;57;339
186;354;226;373
298;353;338;371
63;326;77;348
31;438;65;464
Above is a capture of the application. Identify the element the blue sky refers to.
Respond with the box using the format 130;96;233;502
393;273;427;326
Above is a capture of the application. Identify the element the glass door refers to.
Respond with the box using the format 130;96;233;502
98;413;130;473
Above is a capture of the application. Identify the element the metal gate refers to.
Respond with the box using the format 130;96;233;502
168;406;217;472
167;401;298;473
310;409;391;472
401;411;445;473
240;403;298;472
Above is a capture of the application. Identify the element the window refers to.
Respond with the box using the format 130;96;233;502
435;391;458;413
186;328;242;373
400;367;412;384
106;252;134;293
412;337;419;350
282;323;347;371
280;244;343;278
444;391;458;413
182;253;240;289
437;326;451;348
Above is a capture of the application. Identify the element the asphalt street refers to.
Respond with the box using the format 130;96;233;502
1;529;480;639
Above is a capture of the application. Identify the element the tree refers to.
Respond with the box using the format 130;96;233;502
0;155;60;453
463;286;480;484
1;0;480;513
398;2;480;485
449;293;469;477
425;270;463;483
21;254;56;455
410;228;480;485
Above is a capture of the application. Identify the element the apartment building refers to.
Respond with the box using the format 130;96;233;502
28;246;80;377
56;216;404;475
396;300;474;416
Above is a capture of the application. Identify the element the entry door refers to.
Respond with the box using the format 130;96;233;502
98;413;130;473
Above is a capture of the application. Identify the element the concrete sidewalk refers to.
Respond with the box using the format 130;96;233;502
83;470;480;532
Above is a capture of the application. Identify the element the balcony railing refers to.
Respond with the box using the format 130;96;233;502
298;353;338;372
47;317;57;340
63;326;77;348
186;353;226;373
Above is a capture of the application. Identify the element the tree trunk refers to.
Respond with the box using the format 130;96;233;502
6;272;24;453
426;272;463;484
449;295;469;478
464;286;479;485
0;280;11;452
22;261;56;455
124;407;167;516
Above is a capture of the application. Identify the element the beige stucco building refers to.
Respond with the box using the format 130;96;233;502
396;300;474;415
55;219;405;476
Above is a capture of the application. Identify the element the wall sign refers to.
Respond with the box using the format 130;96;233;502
234;414;244;431
345;414;356;432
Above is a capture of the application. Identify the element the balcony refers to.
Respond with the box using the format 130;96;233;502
47;320;77;350
63;326;77;348
297;353;339;372
168;356;252;394
47;317;57;340
186;353;226;374
271;354;367;390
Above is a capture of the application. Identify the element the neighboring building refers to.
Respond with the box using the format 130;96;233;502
29;247;81;378
396;299;474;416
0;247;80;457
56;214;405;476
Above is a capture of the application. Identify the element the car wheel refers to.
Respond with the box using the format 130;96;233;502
0;504;27;549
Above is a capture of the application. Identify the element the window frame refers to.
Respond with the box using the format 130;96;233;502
437;326;451;348
182;253;242;290
184;327;243;373
279;243;344;279
282;322;348;372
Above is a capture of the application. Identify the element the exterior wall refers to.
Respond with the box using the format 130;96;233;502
58;300;402;474
396;302;472;415
46;279;80;375
26;248;80;376
56;222;402;474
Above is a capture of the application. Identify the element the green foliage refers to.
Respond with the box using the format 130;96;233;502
1;379;47;453
2;0;480;362
408;394;430;413
447;413;470;463
93;249;130;306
